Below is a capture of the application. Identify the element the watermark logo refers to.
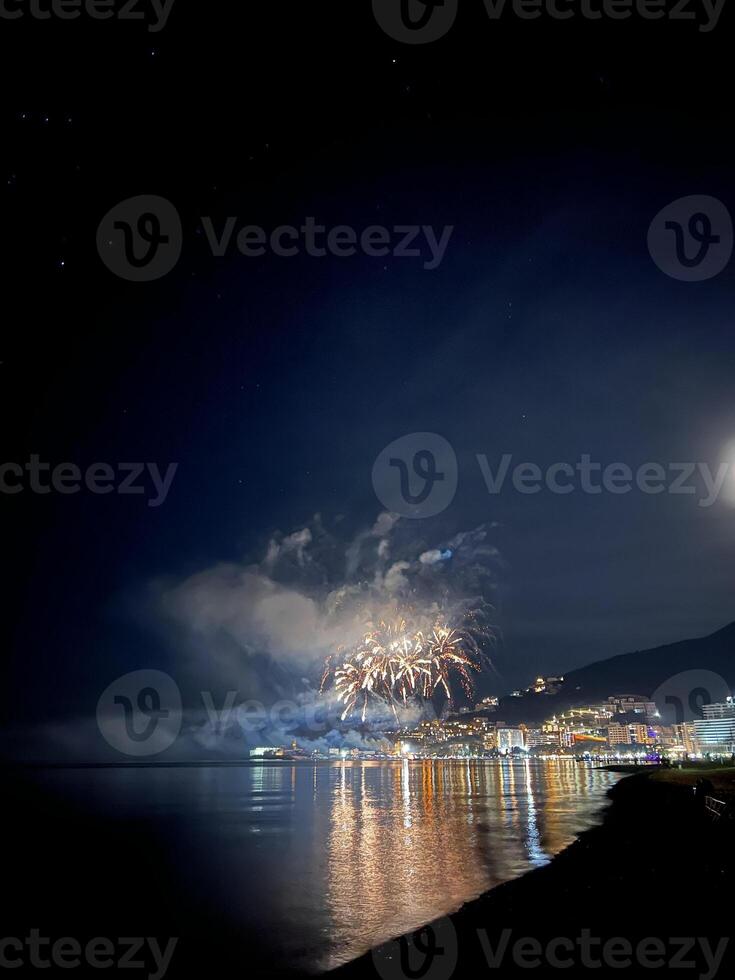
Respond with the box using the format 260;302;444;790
652;670;731;724
373;433;458;518
97;195;182;282
95;682;392;758
372;918;457;980
373;1;726;41
372;0;458;44
97;670;182;757
98;200;453;281
373;438;735;516
648;195;733;282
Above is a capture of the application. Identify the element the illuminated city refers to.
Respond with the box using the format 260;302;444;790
250;682;735;764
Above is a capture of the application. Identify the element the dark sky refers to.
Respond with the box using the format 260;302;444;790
3;2;735;730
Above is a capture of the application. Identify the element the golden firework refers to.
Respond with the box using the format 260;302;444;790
320;617;487;722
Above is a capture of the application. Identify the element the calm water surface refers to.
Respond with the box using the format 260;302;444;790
40;759;619;973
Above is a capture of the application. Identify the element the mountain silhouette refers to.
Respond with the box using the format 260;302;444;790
494;621;735;724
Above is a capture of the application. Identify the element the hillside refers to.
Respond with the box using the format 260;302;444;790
492;621;735;724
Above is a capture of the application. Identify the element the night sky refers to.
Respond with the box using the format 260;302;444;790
3;2;735;744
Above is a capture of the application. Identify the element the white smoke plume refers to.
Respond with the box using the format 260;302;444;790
156;512;503;712
3;514;503;763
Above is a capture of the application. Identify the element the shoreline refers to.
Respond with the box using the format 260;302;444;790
331;769;734;979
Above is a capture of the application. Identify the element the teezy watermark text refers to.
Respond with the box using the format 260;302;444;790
0;0;175;32
0;931;177;979
0;456;178;507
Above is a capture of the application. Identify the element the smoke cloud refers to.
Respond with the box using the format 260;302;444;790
157;512;503;709
5;514;503;763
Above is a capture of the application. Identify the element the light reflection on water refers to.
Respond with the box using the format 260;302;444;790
321;759;616;970
43;759;618;973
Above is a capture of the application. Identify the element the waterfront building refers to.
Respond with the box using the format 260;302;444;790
607;722;653;746
693;715;735;753
497;728;525;754
676;722;698;755
483;730;497;751
557;706;614;727
652;722;698;755
702;699;735;719
249;747;285;758
525;728;561;749
606;695;659;720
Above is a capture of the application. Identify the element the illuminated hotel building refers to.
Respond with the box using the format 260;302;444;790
524;728;561;749
607;723;627;745
606;696;659;720
702;699;735;720
497;728;525;754
483;730;497;751
676;722;698;755
691;700;735;752
659;723;698;755
694;715;735;753
560;729;575;748
607;722;653;746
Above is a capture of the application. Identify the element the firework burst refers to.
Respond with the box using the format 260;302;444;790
320;614;491;722
423;626;478;700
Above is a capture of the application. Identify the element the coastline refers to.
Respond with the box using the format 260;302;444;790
331;770;735;979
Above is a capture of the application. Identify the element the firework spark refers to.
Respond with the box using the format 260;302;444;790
320;616;490;722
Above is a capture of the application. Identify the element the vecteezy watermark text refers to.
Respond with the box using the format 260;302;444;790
478;929;728;977
0;0;175;31
373;923;728;980
0;456;178;507
372;0;726;44
0;931;178;978
373;434;735;518
97;196;454;281
475;454;731;506
201;216;454;270
96;670;403;757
